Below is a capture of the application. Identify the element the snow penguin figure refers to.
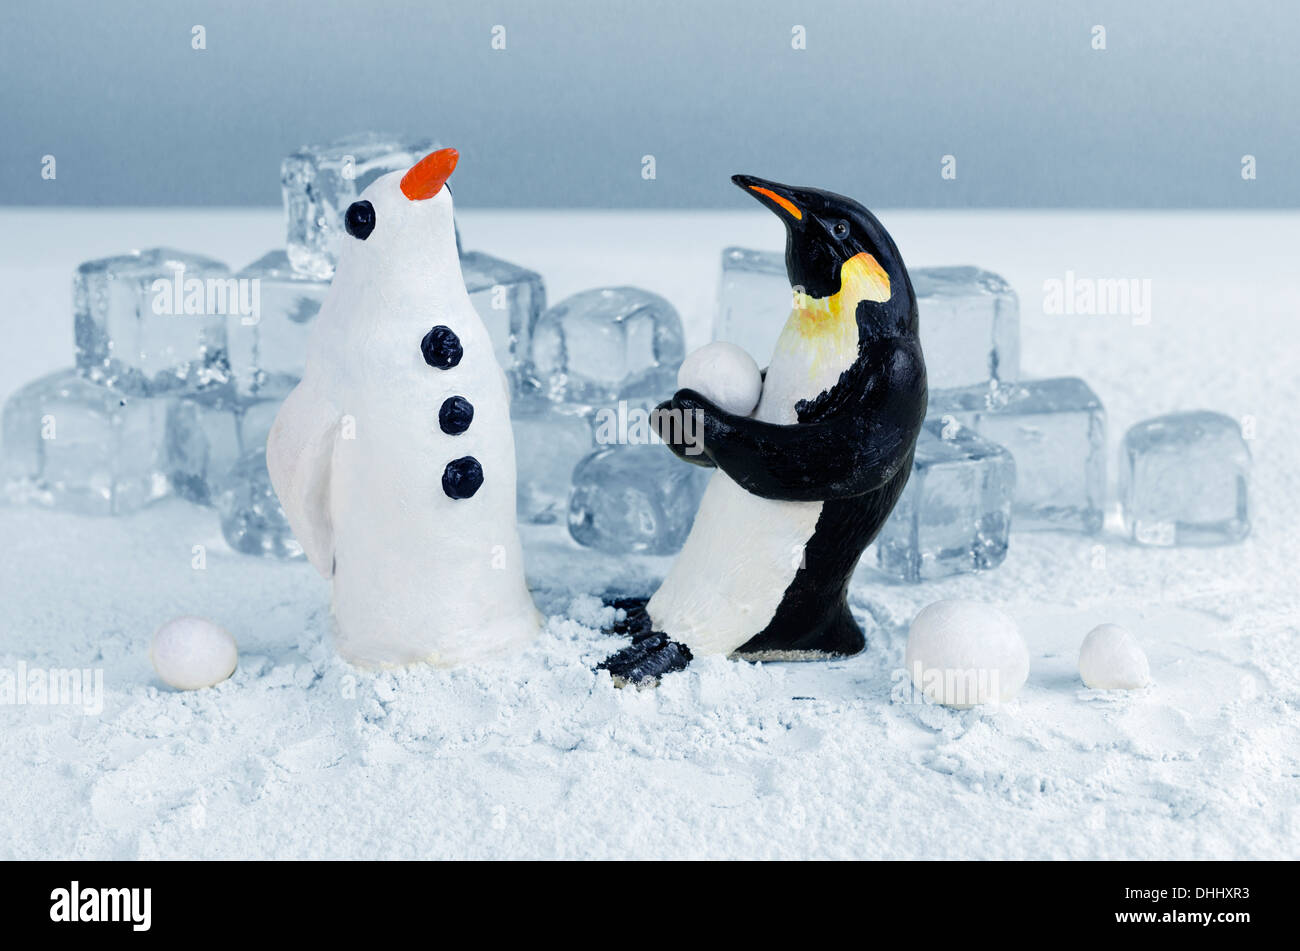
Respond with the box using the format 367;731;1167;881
267;147;541;667
599;176;927;684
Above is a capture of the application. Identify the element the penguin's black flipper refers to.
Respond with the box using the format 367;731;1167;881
669;339;926;503
597;633;693;687
651;401;717;468
672;390;905;502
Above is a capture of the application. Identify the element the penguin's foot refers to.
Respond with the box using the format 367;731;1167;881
601;595;655;641
597;633;692;687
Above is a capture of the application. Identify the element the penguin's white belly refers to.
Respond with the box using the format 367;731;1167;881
325;324;538;668
648;475;822;655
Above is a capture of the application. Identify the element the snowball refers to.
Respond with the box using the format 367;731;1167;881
1078;623;1150;690
905;599;1029;708
677;342;763;417
150;616;238;690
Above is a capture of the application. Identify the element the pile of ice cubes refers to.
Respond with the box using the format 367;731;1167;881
717;248;1251;582
516;287;708;553
4;246;267;522
0;138;1253;571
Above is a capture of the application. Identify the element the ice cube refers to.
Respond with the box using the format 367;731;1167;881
2;369;169;515
74;248;232;397
215;447;304;559
529;288;685;406
1119;411;1250;546
511;398;595;525
875;418;1016;582
713;252;1020;390
568;445;708;555
461;250;546;380
615;363;680;415
714;247;789;358
227;251;327;398
282;132;438;279
163;392;285;506
929;377;1105;533
912;267;1019;389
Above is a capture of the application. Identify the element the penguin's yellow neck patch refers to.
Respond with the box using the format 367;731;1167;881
789;252;891;339
760;253;892;418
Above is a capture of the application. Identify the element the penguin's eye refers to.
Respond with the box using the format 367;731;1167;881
831;220;850;240
345;200;376;240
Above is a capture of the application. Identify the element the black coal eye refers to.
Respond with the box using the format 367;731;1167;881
345;200;376;240
832;220;849;239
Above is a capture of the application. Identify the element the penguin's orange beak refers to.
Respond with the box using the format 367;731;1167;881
401;147;459;201
732;174;803;221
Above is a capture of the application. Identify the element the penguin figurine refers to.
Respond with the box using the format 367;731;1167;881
267;147;541;667
599;175;927;684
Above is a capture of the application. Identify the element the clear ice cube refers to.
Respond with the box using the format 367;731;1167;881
929;377;1105;533
74;248;232;397
216;447;304;559
713;251;1020;390
714;247;789;359
875;418;1016;582
568;445;708;555
2;369;169;515
227;251;327;398
912;267;1020;389
1120;411;1250;546
511;398;595;525
282;132;438;279
529;287;685;406
163;392;285;506
606;363;679;416
461;251;546;380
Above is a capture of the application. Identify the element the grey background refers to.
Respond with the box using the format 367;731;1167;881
1;0;1295;208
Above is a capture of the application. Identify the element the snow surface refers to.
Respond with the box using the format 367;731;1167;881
1;208;1298;859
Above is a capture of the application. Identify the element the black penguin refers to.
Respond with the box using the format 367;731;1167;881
598;175;927;685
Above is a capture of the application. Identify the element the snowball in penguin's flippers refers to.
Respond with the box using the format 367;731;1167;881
677;341;763;417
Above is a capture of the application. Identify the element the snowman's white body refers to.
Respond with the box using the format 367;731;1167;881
268;166;540;667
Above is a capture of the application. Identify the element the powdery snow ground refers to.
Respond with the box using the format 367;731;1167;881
1;209;1298;859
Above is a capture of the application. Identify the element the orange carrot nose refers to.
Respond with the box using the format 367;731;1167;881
400;147;459;201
